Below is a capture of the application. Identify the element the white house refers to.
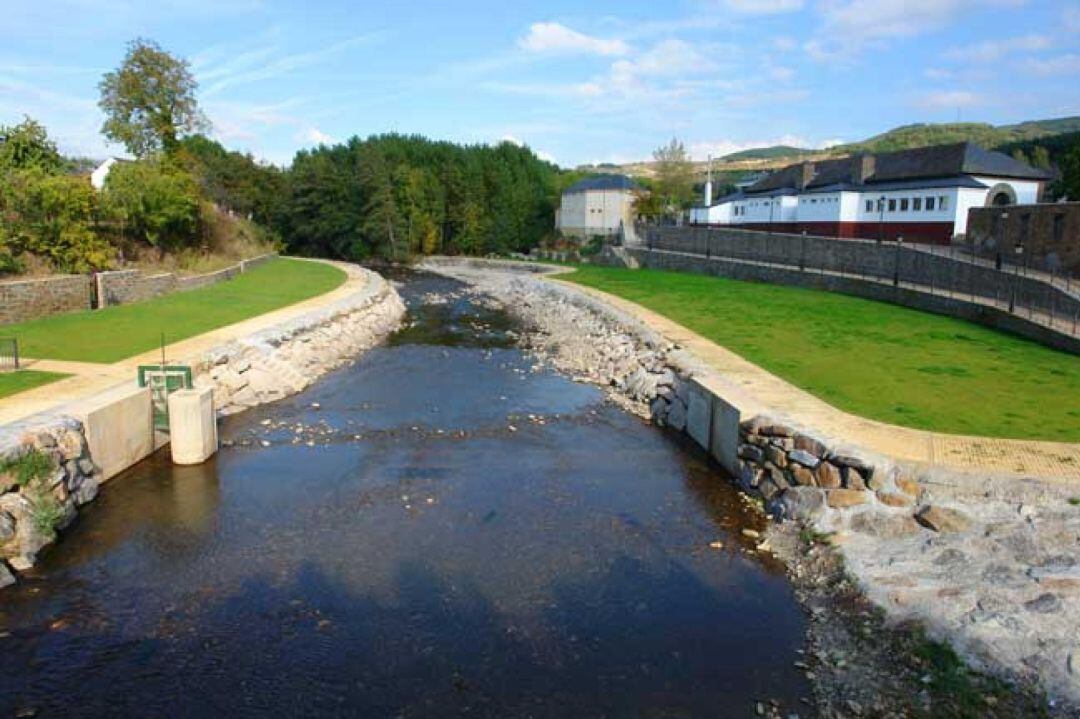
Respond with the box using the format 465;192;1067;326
556;174;639;240
689;143;1051;244
90;157;131;190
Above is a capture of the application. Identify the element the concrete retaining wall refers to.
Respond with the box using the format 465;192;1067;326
0;275;93;325
628;247;1080;355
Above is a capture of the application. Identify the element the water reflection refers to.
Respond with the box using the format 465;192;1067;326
0;271;809;718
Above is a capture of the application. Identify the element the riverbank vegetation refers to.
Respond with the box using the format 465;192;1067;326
3;258;344;363
559;265;1080;441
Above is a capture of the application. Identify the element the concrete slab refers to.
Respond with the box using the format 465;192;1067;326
710;394;741;477
685;380;712;451
71;383;153;481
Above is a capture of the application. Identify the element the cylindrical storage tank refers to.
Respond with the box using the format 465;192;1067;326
167;387;218;465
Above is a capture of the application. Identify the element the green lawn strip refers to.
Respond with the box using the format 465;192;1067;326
0;370;70;400
560;265;1080;442
3;259;346;364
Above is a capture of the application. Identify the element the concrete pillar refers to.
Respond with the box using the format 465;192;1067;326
168;387;218;465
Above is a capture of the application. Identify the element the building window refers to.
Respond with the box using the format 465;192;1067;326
900;198;909;211
865;200;873;212
888;199;897;212
913;197;922;211
939;196;948;211
925;196;935;210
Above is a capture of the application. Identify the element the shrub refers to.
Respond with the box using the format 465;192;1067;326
101;159;201;251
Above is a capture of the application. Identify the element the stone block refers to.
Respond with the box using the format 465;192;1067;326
826;489;869;508
915;505;971;533
876;491;914;507
790;464;816;486
766;445;788;468
779;487;826;521
737;444;764;463
788;449;820;469
793;433;827;457
815;462;841;488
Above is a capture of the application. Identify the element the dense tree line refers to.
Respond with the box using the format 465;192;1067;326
275;134;560;261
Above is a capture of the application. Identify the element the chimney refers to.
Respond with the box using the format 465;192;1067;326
797;161;816;190
855;154;876;185
704;155;713;206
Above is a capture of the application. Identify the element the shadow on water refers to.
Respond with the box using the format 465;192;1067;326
0;270;810;717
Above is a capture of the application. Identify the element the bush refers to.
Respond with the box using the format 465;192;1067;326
102;159;201;251
0;167;112;273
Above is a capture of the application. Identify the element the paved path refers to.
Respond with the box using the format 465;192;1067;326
0;259;366;427
552;276;1080;485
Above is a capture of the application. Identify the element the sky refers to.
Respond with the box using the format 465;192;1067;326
2;0;1079;168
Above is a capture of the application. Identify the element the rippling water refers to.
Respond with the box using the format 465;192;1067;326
0;271;809;717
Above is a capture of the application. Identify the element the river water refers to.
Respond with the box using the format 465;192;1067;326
0;271;810;717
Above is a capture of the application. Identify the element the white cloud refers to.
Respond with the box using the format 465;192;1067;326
807;0;1025;59
721;0;803;13
689;134;834;160
946;34;1052;63
915;89;986;109
303;127;335;145
924;67;954;80
1022;53;1080;76
518;22;628;56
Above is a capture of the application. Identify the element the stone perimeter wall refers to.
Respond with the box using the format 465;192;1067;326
0;262;406;587
645;226;1080;327
627;246;1080;355
0;275;93;325
95;253;277;308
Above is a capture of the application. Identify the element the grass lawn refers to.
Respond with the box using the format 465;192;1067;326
2;258;345;364
560;265;1080;442
0;370;69;399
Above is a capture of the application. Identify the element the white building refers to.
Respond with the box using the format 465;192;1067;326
556;174;639;240
90;157;131;190
689;143;1051;244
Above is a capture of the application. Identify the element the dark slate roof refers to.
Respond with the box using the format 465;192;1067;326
563;174;640;194
802;176;989;193
746;142;1052;196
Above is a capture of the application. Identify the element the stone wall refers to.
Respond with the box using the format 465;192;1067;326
628;246;1080;355
645;226;1080;326
966;202;1080;276
0;420;101;586
0;275;93;325
97;253;277;308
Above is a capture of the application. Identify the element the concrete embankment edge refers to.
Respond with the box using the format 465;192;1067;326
0;261;406;586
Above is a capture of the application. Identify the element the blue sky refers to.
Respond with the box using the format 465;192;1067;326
2;0;1079;167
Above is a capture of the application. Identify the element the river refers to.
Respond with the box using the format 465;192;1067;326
0;271;810;717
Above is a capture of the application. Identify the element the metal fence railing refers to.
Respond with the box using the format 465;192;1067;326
643;226;1080;339
0;338;19;371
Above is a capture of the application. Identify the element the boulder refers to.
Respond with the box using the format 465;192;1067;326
844;466;867;490
850;512;920;539
790;465;816;487
73;475;100;506
0;561;14;588
759;423;794;438
915;505;972;533
788;449;820;469
667;399;687;432
766;445;788;468
876;491;914;508
793;433;827;457
737;444;764;463
815;462;841;489
0;510;14;543
778;487;826;521
827;489;869;508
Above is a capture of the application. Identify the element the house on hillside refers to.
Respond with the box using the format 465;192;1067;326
90;157;132;190
689;143;1053;244
555;174;640;240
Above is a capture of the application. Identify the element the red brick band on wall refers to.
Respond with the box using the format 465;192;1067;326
693;222;955;245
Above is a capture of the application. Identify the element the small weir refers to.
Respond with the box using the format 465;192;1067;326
0;270;810;717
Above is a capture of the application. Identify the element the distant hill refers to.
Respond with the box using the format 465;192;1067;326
590;116;1080;182
718;145;813;161
834;117;1080;155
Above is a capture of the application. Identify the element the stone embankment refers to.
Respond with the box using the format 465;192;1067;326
0;261;405;586
419;256;1080;712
